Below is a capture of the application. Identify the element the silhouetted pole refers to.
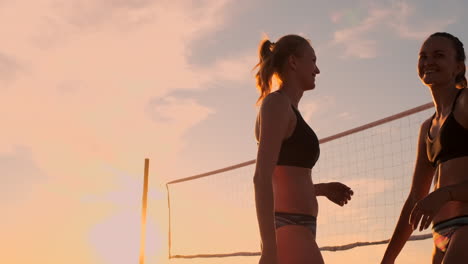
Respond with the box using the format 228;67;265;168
139;159;150;264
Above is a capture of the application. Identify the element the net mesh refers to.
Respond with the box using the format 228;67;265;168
314;109;432;249
166;103;434;259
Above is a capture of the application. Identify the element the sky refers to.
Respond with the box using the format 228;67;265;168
2;0;468;263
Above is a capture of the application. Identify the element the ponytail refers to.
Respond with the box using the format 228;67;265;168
456;68;467;89
254;39;275;104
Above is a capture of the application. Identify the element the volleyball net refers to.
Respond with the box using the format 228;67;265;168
165;102;434;259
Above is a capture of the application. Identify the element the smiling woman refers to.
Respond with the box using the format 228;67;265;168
383;32;468;264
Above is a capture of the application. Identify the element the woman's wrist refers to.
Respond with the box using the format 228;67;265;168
443;186;454;202
314;183;327;196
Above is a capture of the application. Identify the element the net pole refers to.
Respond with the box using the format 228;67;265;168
166;183;173;259
139;159;150;264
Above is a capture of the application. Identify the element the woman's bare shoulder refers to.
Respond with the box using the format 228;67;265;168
454;88;468;127
259;92;290;115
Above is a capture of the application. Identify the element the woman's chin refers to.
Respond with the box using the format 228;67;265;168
304;83;316;91
422;77;434;85
422;78;447;88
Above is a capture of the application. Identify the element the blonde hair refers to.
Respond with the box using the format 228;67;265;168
253;34;311;104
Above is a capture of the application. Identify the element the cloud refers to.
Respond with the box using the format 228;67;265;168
0;1;249;263
0;146;47;203
209;53;257;82
330;11;344;24
338;111;353;120
0;52;22;86
29;0;233;49
299;96;356;137
331;1;455;59
387;2;456;40
56;79;85;95
329;7;365;26
331;7;393;59
148;96;215;128
300;95;337;124
0;0;243;184
30;0;162;48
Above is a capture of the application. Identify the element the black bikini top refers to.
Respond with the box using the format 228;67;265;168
426;89;468;167
276;104;320;169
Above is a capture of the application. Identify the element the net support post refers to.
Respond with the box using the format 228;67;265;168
139;158;150;264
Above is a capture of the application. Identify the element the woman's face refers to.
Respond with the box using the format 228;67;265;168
418;36;461;88
296;45;320;91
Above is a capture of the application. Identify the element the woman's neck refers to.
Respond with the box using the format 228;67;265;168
278;82;303;107
429;82;459;116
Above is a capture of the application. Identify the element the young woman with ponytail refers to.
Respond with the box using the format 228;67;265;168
382;32;468;264
252;34;354;264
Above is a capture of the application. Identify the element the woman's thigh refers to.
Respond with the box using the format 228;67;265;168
442;225;468;264
276;225;324;264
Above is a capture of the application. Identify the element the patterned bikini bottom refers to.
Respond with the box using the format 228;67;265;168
274;212;317;237
432;215;468;252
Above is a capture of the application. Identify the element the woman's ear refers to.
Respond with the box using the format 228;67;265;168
456;62;465;76
287;55;297;71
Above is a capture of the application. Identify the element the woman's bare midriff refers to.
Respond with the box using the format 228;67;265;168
272;165;318;217
433;157;468;224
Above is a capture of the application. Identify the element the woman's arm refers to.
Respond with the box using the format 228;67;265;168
254;93;290;254
314;182;353;206
409;180;468;231
409;89;468;231
314;183;327;196
382;119;436;263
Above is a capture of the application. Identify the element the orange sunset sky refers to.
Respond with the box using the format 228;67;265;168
2;0;468;263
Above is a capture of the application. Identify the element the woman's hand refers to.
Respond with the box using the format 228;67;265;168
409;188;451;231
323;182;353;206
